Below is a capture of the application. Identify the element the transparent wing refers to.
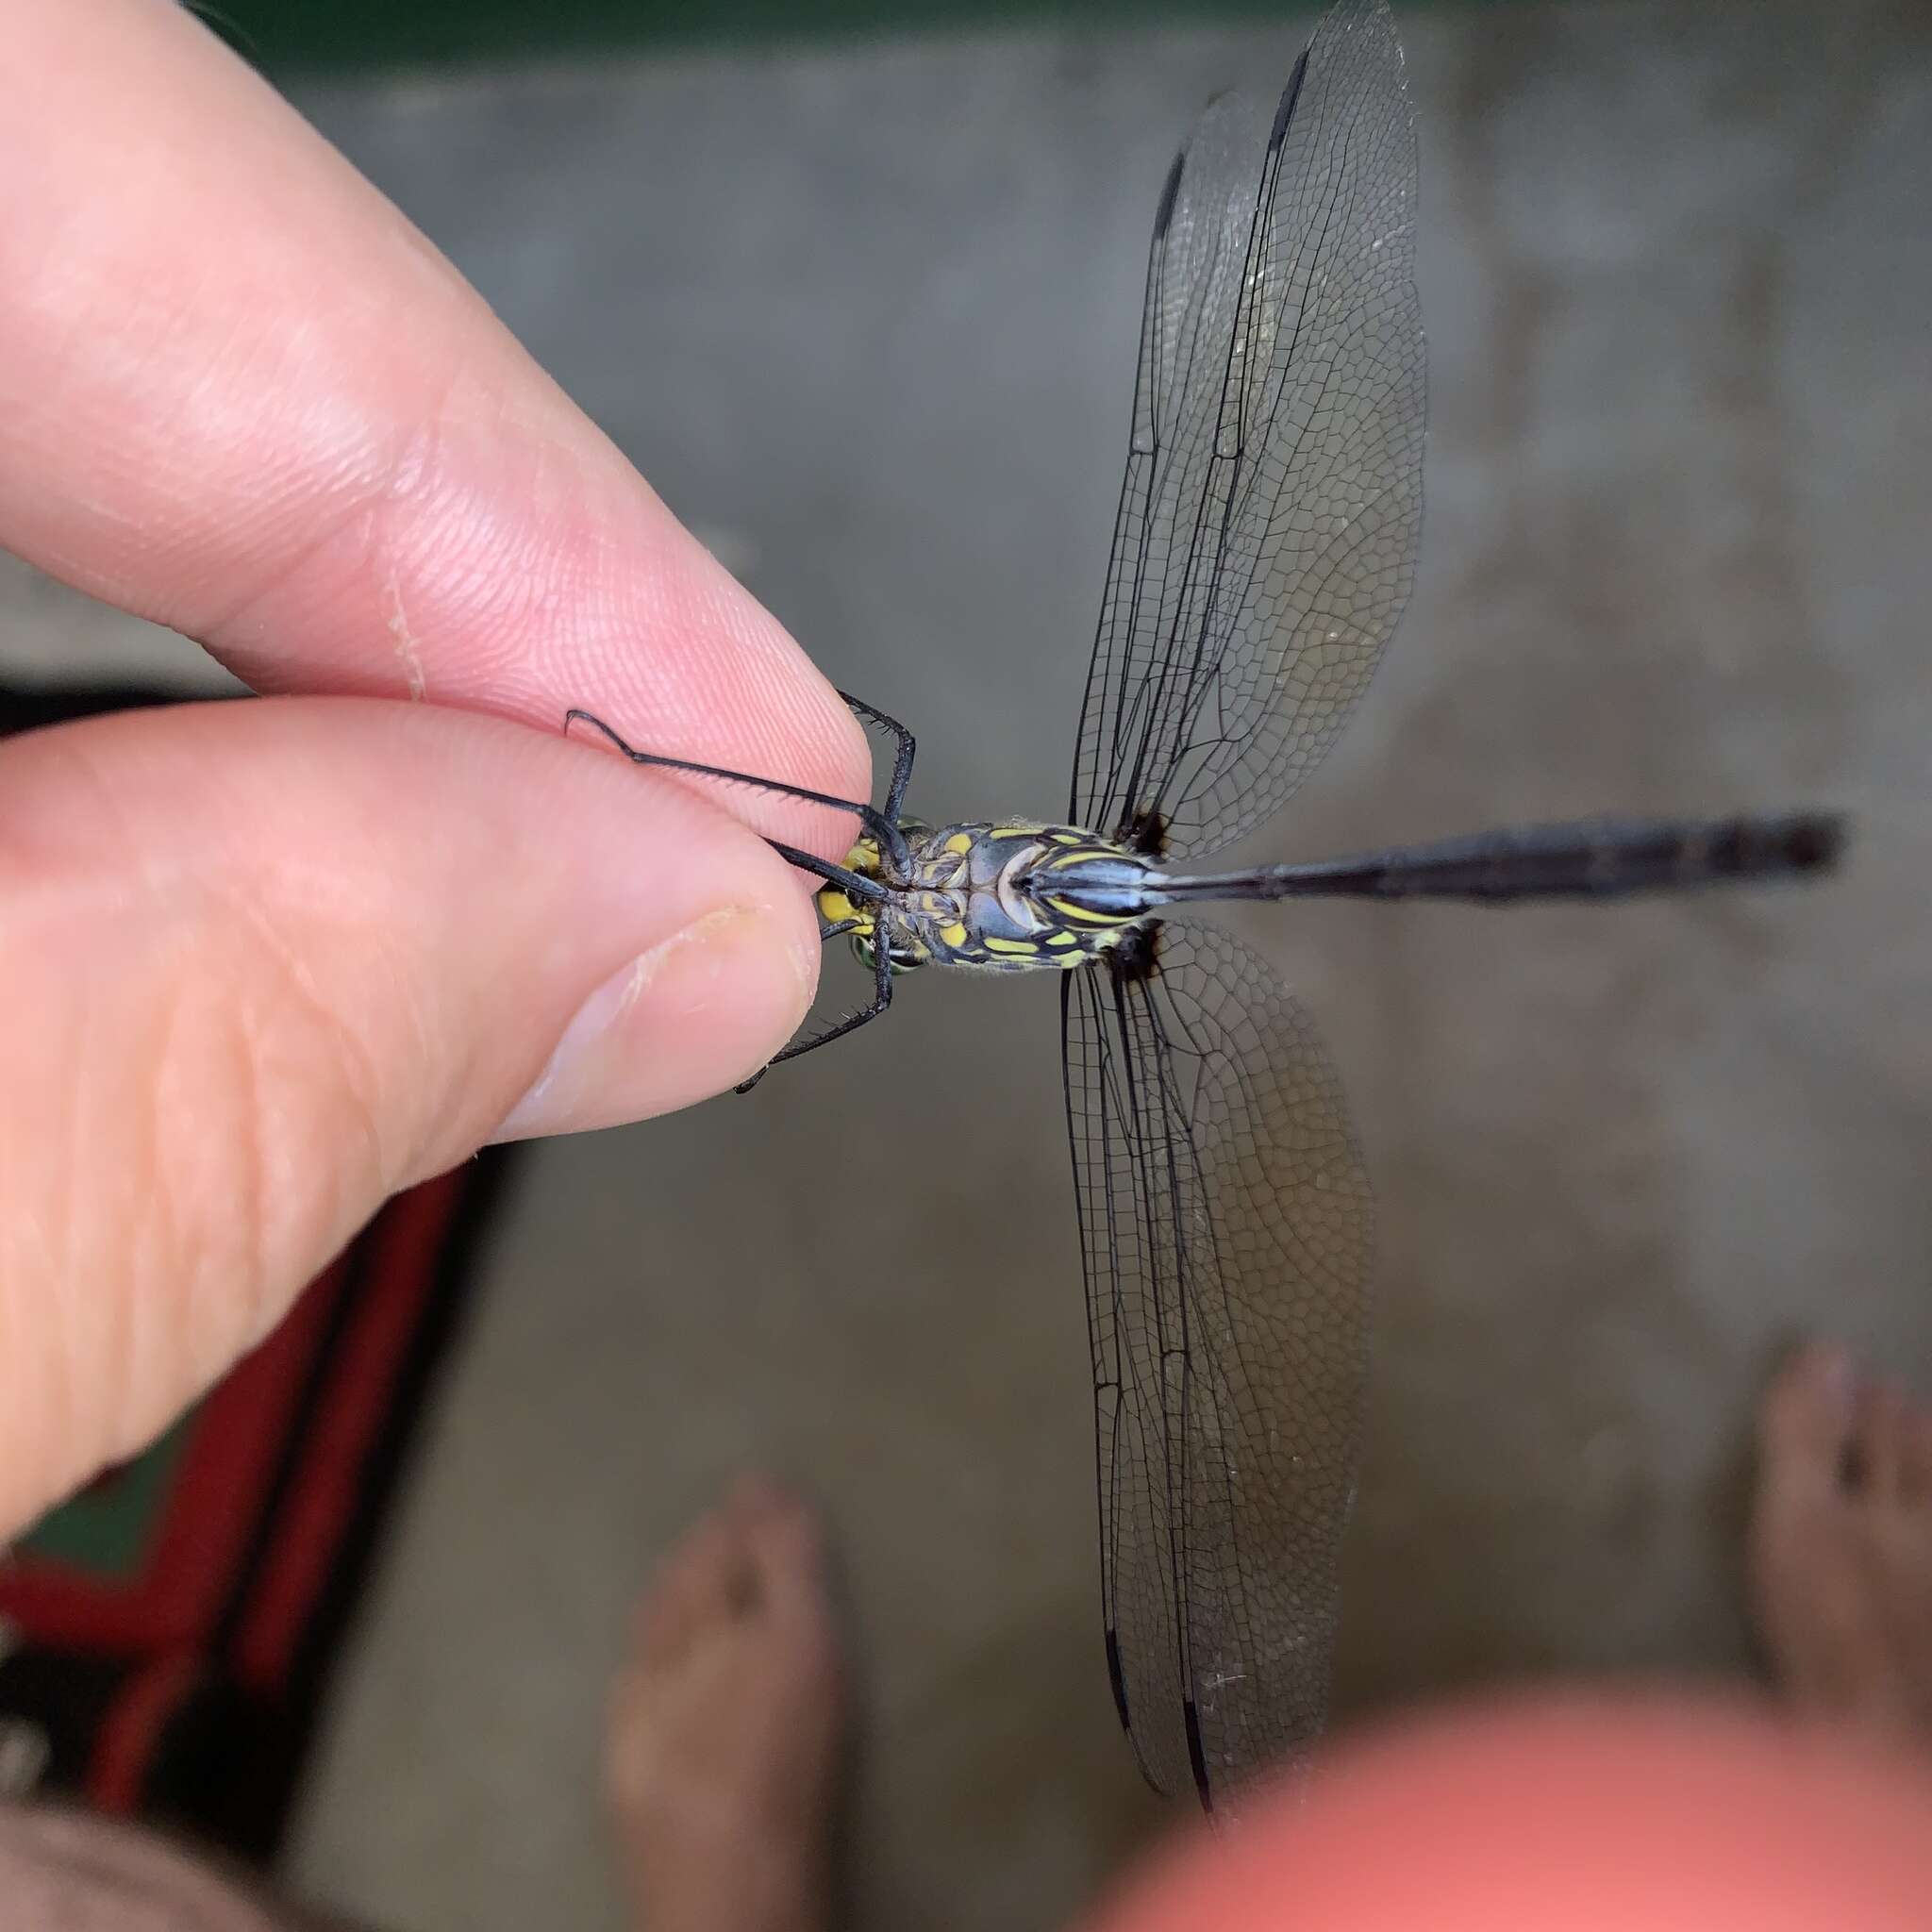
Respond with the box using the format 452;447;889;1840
1060;924;1374;1808
1070;0;1424;860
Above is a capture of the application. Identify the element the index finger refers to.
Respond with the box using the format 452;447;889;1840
0;0;870;822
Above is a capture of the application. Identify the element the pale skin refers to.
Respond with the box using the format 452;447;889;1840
0;0;870;1541
5;7;1932;1931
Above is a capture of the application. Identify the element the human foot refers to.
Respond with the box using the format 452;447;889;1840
1749;1341;1932;1740
607;1479;844;1932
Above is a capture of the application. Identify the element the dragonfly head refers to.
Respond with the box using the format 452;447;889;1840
853;925;931;974
816;828;933;974
814;889;929;974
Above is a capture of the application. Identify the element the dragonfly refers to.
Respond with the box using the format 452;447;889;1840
568;0;1841;1812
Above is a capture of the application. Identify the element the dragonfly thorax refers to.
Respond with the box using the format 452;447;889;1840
816;820;1158;974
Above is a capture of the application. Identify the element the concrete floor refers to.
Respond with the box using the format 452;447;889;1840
4;2;1928;1927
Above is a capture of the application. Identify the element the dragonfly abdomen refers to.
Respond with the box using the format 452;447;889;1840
1149;811;1843;908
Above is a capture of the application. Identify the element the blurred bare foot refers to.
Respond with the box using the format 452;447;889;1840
1750;1341;1932;1741
607;1479;844;1932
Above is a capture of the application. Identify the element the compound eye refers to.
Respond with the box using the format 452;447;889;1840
853;927;925;974
856;933;925;974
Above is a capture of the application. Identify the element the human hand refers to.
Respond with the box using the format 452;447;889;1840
0;0;869;1539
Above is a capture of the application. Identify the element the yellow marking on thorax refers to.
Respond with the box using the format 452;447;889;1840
982;935;1045;958
943;831;974;855
817;886;874;933
940;922;969;948
1045;895;1126;926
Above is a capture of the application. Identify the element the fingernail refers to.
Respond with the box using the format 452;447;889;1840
491;907;812;1141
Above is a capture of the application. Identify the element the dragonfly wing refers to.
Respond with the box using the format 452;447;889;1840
1061;923;1374;1808
1071;0;1424;860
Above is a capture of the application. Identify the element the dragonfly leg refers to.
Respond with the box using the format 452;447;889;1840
764;837;890;904
562;708;908;869
735;913;894;1092
840;691;917;829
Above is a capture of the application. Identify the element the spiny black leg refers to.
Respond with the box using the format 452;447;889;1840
840;691;917;830
735;915;896;1093
762;837;889;903
562;708;905;857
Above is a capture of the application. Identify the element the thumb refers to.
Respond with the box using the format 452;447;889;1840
0;694;819;1535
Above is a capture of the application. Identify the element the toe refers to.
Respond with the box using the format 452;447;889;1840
1758;1341;1857;1491
1856;1380;1911;1501
1751;1343;1861;1691
638;1502;749;1663
1748;1346;1932;1740
1906;1409;1932;1506
746;1491;827;1620
728;1472;793;1523
741;1493;842;1712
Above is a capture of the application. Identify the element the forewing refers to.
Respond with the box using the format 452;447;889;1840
1060;924;1374;1808
1071;0;1424;859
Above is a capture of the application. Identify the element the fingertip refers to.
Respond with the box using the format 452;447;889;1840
0;695;825;1530
490;894;817;1141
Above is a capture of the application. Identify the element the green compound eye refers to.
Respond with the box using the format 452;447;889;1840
854;931;925;974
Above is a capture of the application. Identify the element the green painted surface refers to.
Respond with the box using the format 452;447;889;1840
20;1421;192;1581
196;0;1391;74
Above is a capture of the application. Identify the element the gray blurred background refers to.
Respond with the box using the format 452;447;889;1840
4;1;1927;1926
